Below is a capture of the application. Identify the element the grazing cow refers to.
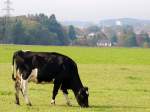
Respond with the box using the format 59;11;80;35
12;50;89;107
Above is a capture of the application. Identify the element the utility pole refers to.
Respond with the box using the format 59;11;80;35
2;0;14;43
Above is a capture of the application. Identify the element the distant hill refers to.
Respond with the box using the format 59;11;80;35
61;21;94;28
99;18;150;27
61;18;150;28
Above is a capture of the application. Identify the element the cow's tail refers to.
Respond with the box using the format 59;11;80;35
12;53;16;81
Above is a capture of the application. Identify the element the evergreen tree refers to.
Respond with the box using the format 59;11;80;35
143;33;150;47
125;32;137;47
68;25;76;40
0;18;5;41
110;34;117;45
37;13;49;27
143;33;150;43
12;20;26;44
48;14;69;45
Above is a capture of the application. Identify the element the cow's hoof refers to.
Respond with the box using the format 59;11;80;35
16;103;20;105
51;100;55;105
15;101;20;105
27;103;32;106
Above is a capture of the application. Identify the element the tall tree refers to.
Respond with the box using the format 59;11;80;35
48;14;69;45
110;34;117;45
125;32;137;47
68;25;76;41
125;26;137;47
12;20;26;44
143;32;150;47
36;13;49;27
143;33;150;43
0;18;5;41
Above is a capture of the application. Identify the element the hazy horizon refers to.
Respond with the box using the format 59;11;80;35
1;0;150;22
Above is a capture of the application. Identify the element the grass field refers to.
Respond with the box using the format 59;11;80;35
1;44;150;112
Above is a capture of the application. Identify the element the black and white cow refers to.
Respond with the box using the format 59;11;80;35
12;50;89;107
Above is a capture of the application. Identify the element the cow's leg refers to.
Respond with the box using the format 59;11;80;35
21;78;32;106
51;81;61;105
15;70;21;105
62;89;71;106
15;80;20;105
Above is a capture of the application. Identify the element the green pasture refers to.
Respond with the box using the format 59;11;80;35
0;44;150;112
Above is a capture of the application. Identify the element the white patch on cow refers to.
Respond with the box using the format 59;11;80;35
16;69;21;81
28;68;38;83
86;91;89;95
51;99;55;104
63;93;71;106
16;69;19;73
20;76;31;105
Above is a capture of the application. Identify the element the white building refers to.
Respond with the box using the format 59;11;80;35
97;39;112;47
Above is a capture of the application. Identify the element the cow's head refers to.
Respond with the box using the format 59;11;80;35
76;87;89;107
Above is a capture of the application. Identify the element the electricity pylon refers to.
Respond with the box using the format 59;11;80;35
2;0;14;43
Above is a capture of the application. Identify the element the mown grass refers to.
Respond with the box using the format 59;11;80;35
1;44;150;64
0;44;150;112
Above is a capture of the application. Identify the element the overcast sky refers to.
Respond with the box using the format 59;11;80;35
0;0;150;22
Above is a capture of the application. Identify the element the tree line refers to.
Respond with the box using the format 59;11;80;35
0;14;150;47
0;14;76;45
